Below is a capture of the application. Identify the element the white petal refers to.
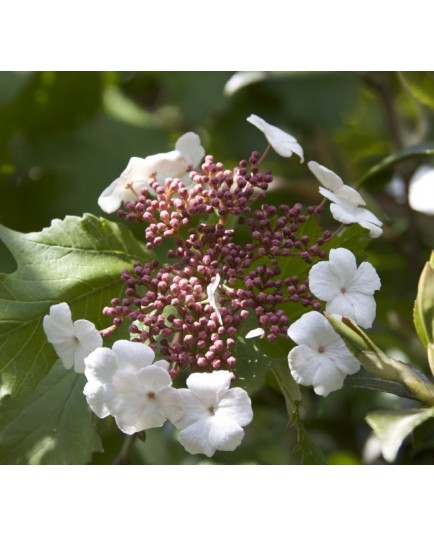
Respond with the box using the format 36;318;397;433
288;345;324;386
175;132;205;168
136;365;172;392
224;71;267;96
287;311;341;349
186;370;231;405
97;178;126;213
43;302;74;343
178;417;216;457
170;389;210;429
84;347;118;386
73;319;102;351
338;293;377;329
245;327;265;339
112;370;143;395
328;248;357;283
153;359;170;370
216;388;253;427
337;184;366;206
146;150;189;181
208;415;245;453
318;186;345;205
308;262;341;301
83;347;119;418
207;274;223;325
325;294;357;320
288;341;350;397
83;383;115;419
308;161;344;191
330;202;383;238
113;394;167;433
52;340;77;369
312;358;347;397
247;114;304;161
351;262;381;294
112;339;155;371
309;161;365;206
157;387;185;423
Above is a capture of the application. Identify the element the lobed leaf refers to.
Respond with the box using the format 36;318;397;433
0;361;103;464
0;214;151;398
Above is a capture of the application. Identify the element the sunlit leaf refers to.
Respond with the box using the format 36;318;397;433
0;361;102;464
0;214;151;398
413;254;434;356
366;406;434;463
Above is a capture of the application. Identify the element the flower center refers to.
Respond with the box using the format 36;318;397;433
147;392;156;400
208;405;216;415
340;287;347;294
317;346;325;354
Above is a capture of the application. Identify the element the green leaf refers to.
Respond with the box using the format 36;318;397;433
0;214;151;399
272;361;326;464
359;143;434;186
344;368;421;401
399;72;434;110
233;333;281;395
366;407;434;463
413;255;434;355
327;314;434;406
0;361;103;464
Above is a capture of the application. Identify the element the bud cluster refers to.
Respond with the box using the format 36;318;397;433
101;150;335;377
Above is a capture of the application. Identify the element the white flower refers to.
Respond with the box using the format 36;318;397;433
308;161;383;238
246;114;304;162
170;370;253;457
83;340;181;434
245;327;265;339
207;273;223;326
409;165;434;215
224;71;267;96
43;302;102;373
309;248;381;329
98;132;205;213
287;311;360;396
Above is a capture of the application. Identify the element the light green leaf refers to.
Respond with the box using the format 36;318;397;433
327;314;434;406
366;407;434;463
413;255;434;354
0;214;151;399
399;72;434;110
0;361;102;464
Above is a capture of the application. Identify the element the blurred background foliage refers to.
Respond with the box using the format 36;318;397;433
1;71;434;464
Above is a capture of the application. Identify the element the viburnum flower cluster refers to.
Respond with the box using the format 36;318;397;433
43;114;384;457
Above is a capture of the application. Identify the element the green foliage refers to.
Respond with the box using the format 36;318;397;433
359;142;434;186
366;407;434;463
0;214;151;398
1;71;434;464
413;252;434;352
399;72;434;110
0;361;102;464
327;314;434;406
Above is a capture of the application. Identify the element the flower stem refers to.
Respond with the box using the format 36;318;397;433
112;434;139;465
257;144;271;166
272;361;326;464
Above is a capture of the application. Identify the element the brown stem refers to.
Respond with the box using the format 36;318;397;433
257;144;272;166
